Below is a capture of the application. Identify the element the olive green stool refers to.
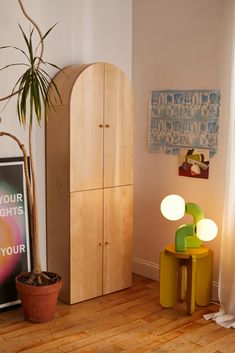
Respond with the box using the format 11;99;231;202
160;244;213;314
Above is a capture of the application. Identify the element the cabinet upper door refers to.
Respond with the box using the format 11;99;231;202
104;64;134;187
70;63;104;192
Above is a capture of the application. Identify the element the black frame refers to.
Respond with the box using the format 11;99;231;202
0;157;31;310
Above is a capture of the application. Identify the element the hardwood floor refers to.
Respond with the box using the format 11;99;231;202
0;274;235;353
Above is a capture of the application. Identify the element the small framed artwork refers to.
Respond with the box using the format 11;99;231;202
179;148;210;179
0;157;31;310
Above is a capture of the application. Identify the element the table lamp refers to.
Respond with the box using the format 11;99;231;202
160;194;218;251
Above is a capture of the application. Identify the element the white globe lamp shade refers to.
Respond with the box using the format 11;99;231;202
160;194;185;221
196;218;218;241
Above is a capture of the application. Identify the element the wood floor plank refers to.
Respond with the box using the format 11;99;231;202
0;274;234;353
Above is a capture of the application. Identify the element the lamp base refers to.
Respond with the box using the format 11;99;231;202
175;224;201;252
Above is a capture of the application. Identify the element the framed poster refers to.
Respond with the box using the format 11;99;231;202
0;157;31;310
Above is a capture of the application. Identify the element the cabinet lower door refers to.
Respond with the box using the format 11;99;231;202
103;185;133;294
70;189;103;303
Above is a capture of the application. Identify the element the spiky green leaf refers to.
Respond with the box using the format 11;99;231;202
35;23;58;54
0;23;62;128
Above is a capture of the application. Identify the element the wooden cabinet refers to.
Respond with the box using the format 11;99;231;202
46;63;134;304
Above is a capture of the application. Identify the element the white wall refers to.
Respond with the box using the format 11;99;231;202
132;0;233;295
0;0;132;269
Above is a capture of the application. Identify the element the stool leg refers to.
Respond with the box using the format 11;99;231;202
195;249;213;306
160;251;179;308
179;264;187;301
186;255;197;314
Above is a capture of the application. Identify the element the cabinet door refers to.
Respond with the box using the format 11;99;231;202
103;185;133;294
70;63;104;192
104;64;134;187
70;189;103;303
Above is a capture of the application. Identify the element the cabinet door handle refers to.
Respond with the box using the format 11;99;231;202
104;241;109;245
99;124;103;128
105;124;110;128
98;242;103;246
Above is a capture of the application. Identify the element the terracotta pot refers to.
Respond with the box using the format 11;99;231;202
15;272;62;323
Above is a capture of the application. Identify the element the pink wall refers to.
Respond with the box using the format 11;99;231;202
132;0;233;297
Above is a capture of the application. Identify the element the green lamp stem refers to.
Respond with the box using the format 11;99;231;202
185;202;205;223
175;202;205;252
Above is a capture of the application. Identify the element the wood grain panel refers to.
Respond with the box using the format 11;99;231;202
70;189;103;303
0;275;226;353
46;106;71;303
70;63;104;192
104;63;134;187
46;63;134;305
0;275;228;353
103;185;133;294
49;64;89;106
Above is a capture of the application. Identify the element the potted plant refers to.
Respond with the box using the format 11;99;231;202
0;0;62;322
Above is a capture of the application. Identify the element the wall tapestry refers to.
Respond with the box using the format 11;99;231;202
149;89;220;156
179;148;209;179
0;157;31;310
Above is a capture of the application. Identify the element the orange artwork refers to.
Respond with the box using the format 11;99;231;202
179;148;209;179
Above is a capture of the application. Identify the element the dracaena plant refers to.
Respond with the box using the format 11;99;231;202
0;0;61;284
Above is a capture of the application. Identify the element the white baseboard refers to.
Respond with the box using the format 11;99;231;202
132;257;219;302
212;281;219;303
132;257;160;281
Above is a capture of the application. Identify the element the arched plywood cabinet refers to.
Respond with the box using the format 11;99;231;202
46;63;134;304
